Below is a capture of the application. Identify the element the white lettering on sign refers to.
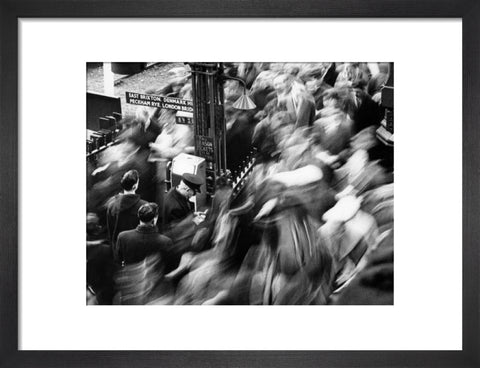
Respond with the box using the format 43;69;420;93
129;98;152;106
126;91;193;112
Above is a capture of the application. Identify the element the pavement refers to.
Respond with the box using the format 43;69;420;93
87;62;184;116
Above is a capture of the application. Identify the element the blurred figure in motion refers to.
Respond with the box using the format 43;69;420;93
329;238;393;305
249;64;277;111
335;63;368;88
149;109;194;160
319;194;379;290
86;213;114;305
86;62;395;305
126;111;162;150
167;179;252;305
144;65;192;129
114;203;177;305
162;66;191;98
311;87;355;169
225;105;257;178
237;177;335;304
237;62;260;89
367;72;389;103
266;73;316;131
106;170;147;251
188;169;335;305
250;110;291;191
87;133;156;226
299;63;334;116
333;63;384;134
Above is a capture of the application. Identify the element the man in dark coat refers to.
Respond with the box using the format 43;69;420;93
114;203;178;304
163;173;204;227
86;213;114;305
116;203;177;269
106;170;147;248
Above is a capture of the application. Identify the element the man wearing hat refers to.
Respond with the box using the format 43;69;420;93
163;172;204;227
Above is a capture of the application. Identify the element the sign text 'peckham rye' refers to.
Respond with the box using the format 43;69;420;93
125;92;194;113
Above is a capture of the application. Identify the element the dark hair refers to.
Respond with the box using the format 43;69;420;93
121;170;139;191
138;203;159;223
86;213;100;236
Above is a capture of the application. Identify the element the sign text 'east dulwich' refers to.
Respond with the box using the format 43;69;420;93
125;92;194;113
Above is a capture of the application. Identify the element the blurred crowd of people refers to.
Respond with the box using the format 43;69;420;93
87;62;394;305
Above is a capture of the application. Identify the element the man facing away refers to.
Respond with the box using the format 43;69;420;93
115;203;176;266
106;169;147;249
114;203;178;304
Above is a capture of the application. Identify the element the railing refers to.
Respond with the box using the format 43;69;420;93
231;156;256;200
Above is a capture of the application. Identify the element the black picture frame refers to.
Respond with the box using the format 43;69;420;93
1;1;478;367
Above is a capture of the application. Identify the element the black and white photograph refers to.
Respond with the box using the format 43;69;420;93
1;7;469;364
86;62;394;305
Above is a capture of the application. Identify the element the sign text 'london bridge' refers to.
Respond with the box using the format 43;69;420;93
125;92;193;113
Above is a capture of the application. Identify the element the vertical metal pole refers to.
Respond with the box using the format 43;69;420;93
217;63;227;173
208;69;217;175
191;68;197;141
189;63;227;196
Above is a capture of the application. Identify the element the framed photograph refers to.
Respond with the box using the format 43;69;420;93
1;0;478;367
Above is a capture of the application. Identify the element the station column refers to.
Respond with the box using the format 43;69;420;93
189;63;227;198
